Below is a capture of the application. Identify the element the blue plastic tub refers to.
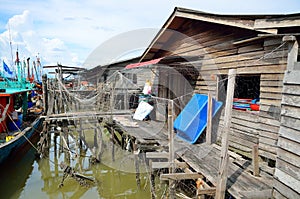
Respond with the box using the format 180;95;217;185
174;94;223;144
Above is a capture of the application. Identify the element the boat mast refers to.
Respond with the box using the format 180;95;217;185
15;49;22;83
8;23;14;73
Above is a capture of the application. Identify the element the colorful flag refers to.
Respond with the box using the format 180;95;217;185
3;60;13;75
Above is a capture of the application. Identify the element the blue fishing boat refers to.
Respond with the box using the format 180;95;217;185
0;51;43;164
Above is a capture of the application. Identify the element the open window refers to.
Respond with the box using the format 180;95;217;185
218;74;261;111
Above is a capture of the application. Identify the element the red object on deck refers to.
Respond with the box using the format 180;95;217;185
250;104;260;111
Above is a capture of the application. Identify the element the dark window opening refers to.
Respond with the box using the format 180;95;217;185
218;74;261;110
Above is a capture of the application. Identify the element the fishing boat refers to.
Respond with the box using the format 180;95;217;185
0;51;43;164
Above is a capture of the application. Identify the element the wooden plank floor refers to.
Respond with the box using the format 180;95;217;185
114;116;273;198
175;138;273;198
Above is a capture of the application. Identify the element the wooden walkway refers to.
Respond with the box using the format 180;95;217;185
174;140;273;198
113;116;273;198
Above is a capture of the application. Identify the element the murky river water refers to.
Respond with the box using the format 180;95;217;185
0;132;165;199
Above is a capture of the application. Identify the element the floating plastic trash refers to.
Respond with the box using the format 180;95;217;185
174;94;223;144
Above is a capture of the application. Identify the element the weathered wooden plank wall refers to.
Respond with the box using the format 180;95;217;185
273;42;300;199
162;23;288;159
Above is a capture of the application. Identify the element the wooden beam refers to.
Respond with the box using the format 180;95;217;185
206;93;213;144
152;161;188;169
283;70;300;84
252;144;260;177
168;99;175;199
160;173;202;181
197;187;217;196
239;189;273;199
254;17;300;29
283;35;298;71
215;69;236;199
146;152;169;159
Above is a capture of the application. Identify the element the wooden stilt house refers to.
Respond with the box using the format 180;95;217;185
138;7;300;198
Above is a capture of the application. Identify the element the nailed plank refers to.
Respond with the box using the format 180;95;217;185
259;149;276;160
281;115;300;131
259;130;278;140
259;142;277;155
273;178;300;199
277;148;300;168
239;189;273;199
276;158;300;181
230;128;258;143
259;136;277;146
278;136;300;156
283;84;300;95
255;17;300;29
274;168;300;194
259;116;281;127
261;73;284;80
151;162;188;169
259;123;280;134
281;94;300;108
283;70;300;84
146;152;169;159
273;189;288;199
260;80;283;87
160;173;202;181
279;125;300;144
197;188;216;196
260;98;282;107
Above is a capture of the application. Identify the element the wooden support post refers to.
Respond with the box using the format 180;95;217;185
168;99;175;199
160;173;202;181
133;140;141;189
206;93;213;144
283;35;298;70
215;69;236;199
92;128;97;158
96;123;103;161
252;144;260;177
111;130;115;162
79;119;84;148
149;160;156;199
42;74;48;115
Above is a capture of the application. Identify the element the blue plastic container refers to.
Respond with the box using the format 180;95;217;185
174;94;223;144
8;114;23;131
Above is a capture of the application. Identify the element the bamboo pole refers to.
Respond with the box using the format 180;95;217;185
215;69;236;199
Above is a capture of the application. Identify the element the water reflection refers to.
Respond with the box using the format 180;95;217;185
0;147;35;199
0;130;155;199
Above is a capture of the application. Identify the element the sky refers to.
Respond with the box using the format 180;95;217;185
0;0;299;70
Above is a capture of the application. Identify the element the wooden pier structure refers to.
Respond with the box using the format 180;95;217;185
41;7;300;199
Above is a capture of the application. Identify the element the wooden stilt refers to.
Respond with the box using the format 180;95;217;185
133;140;141;189
206;93;213;144
252;144;260;176
215;69;236;199
149;160;156;199
168;99;175;199
96;123;103;161
42;74;48;115
111;130;115;162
